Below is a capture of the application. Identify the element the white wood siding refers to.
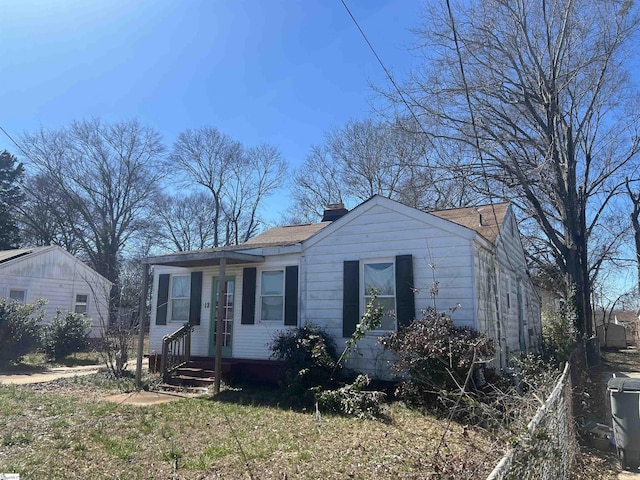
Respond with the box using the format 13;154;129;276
147;198;542;376
149;254;301;359
302;202;477;378
0;247;111;337
492;211;542;364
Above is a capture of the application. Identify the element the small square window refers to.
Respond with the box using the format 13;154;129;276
74;294;88;314
9;289;26;303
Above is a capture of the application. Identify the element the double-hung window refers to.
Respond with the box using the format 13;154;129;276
260;270;284;322
74;294;89;314
170;275;190;322
363;261;396;331
9;289;26;303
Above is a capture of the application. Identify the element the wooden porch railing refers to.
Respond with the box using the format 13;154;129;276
160;323;192;383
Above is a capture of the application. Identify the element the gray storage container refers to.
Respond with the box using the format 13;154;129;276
608;377;640;471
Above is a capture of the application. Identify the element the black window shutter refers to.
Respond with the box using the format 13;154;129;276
156;274;170;325
343;260;360;337
189;271;203;325
284;265;299;326
241;267;257;324
395;254;415;328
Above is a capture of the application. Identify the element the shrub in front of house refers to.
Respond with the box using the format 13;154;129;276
41;310;91;361
0;298;43;364
382;307;495;412
270;323;339;404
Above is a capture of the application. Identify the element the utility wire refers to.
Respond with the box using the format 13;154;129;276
0;125;33;160
339;0;431;141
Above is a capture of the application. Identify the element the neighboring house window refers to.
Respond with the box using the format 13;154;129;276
170;275;191;322
363;261;396;331
74;294;89;314
260;270;284;322
9;289;26;303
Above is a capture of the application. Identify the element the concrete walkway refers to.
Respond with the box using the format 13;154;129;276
0;364;195;406
0;364;101;385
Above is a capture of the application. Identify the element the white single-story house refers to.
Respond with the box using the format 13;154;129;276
0;245;111;337
145;195;542;380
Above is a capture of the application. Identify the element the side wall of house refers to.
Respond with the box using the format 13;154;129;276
474;243;503;366
492;211;542;364
149;252;302;359
0;248;111;337
301;202;477;379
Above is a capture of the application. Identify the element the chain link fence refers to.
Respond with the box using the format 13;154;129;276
486;360;578;480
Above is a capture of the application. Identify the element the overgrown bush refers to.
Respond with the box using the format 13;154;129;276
541;301;576;364
382;307;495;410
41;310;91;361
317;374;386;420
270;323;338;402
0;299;43;364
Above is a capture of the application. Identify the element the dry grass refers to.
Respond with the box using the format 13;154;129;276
0;374;505;479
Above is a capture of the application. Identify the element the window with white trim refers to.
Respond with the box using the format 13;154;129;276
260;270;284;322
9;289;26;303
170;275;190;322
74;294;89;314
363;261;396;331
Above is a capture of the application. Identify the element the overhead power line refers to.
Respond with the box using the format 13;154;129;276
339;0;431;140
0;125;33;160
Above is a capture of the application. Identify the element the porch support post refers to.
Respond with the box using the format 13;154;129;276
135;263;149;389
214;257;227;394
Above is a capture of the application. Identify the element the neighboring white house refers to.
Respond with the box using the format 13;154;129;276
0;245;111;337
145;195;542;378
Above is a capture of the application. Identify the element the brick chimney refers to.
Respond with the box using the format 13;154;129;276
322;203;349;222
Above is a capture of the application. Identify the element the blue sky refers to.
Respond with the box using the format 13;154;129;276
1;0;421;219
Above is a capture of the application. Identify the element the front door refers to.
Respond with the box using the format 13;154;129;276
209;276;235;358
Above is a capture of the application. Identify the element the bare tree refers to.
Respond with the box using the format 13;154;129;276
170;127;287;246
388;0;640;336
21;118;166;296
290;118;469;221
170;127;242;247
626;177;640;294
18;172;83;253
152;192;219;251
222;144;287;245
290;143;347;222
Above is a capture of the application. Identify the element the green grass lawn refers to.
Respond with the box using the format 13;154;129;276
0;374;503;479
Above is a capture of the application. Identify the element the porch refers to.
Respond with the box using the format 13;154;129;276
137;248;267;392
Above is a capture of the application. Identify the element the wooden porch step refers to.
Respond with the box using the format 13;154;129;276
174;366;216;379
170;374;215;388
158;383;210;394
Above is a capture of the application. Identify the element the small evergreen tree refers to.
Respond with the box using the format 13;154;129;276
0;150;25;249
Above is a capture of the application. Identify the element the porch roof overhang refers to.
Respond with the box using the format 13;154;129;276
142;250;264;268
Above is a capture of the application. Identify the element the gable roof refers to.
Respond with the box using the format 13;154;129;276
145;197;512;266
0;245;111;286
0;247;49;265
